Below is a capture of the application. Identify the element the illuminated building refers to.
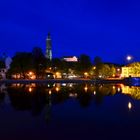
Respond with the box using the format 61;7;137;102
46;33;52;60
63;56;78;62
121;66;140;77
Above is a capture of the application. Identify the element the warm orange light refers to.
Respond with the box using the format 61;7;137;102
93;66;96;70
49;90;52;95
28;71;36;79
119;84;124;88
29;71;33;75
128;102;132;110
117;68;120;71
117;87;121;92
84;72;88;76
84;86;88;92
29;87;32;92
55;87;60;92
113;86;115;89
55;72;62;78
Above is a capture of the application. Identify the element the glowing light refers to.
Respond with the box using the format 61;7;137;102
17;83;20;87
55;87;60;92
63;56;78;62
117;87;121;92
69;93;77;98
113;86;115;89
62;83;66;86
49;90;52;95
69;83;73;87
93;91;96;95
126;55;132;61
117;68;120;71
84;72;88;76
28;71;36;79
55;72;62;78
29;87;32;92
119;84;124;88
29;71;33;75
84;86;88;92
128;102;132;110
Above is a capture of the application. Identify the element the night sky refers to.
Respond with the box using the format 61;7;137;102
1;0;140;63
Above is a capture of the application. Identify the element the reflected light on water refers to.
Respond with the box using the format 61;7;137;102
69;84;73;87
93;91;96;95
69;93;77;98
113;86;115;89
49;90;52;95
117;87;121;92
47;84;51;88
128;102;132;110
29;87;32;92
84;86;88;92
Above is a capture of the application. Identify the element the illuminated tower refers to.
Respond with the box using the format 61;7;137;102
46;33;52;61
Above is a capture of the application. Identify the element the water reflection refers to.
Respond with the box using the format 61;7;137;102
0;83;140;121
128;101;132;110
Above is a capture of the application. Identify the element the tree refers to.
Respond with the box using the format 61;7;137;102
8;52;33;79
128;62;140;76
99;64;110;78
76;54;92;74
32;47;47;78
93;56;103;78
0;60;5;69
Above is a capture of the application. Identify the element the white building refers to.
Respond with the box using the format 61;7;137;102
0;56;12;79
63;56;78;62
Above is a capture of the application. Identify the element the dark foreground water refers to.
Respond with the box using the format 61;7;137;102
0;83;140;140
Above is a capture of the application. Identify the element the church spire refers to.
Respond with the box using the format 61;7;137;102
46;32;52;61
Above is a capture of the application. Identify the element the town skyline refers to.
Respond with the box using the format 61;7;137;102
0;33;136;65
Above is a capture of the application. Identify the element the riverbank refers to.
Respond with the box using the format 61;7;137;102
0;78;125;84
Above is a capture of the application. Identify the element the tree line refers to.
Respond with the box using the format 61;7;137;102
5;47;118;79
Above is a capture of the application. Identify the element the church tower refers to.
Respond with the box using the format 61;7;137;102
46;33;52;61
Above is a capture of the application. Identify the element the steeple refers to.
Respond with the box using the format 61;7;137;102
46;32;52;60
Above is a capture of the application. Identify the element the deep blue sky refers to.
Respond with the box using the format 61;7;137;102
1;0;140;63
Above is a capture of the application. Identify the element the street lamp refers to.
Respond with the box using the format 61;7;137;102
84;72;88;78
126;55;132;61
126;55;133;65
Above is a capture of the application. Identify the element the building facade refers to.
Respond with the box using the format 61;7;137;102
46;33;52;61
63;56;78;62
121;66;140;77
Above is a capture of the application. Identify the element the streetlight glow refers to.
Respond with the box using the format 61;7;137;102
126;55;132;61
128;102;132;110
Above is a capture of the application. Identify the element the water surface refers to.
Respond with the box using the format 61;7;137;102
0;83;140;140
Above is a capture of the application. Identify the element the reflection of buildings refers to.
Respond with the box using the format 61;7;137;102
46;33;52;61
0;84;7;93
121;85;140;100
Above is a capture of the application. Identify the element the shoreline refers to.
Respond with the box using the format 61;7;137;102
0;79;125;84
